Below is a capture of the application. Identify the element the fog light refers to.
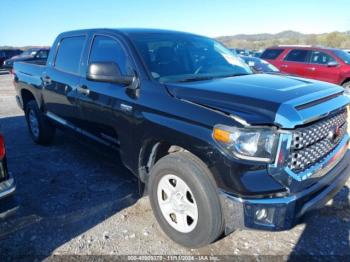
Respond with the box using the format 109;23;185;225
255;208;268;221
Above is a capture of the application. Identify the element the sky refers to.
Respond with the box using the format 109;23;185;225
1;0;349;46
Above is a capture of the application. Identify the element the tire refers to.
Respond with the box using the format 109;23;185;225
342;81;350;90
148;151;223;248
25;100;55;145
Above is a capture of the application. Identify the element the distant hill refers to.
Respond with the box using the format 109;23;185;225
0;45;49;50
2;31;350;51
216;30;350;50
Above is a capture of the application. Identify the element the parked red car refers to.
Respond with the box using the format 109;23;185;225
261;45;350;89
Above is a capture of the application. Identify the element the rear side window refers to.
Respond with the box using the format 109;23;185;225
89;35;132;75
55;36;86;74
284;49;310;63
260;49;284;60
310;51;336;65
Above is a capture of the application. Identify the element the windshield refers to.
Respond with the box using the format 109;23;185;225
241;56;279;73
332;49;350;64
129;33;251;82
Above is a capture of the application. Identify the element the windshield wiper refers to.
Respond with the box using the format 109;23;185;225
176;73;250;83
215;73;250;79
176;76;215;83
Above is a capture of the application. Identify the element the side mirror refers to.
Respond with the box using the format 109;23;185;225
327;61;338;67
87;62;135;85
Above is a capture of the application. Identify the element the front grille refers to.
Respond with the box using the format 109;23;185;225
288;108;348;173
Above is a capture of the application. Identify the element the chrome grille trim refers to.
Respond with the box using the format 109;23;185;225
285;134;349;181
288;109;348;173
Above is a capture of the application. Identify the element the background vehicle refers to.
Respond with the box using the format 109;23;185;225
3;48;50;70
0;49;22;69
229;48;238;55
261;45;350;89
240;55;281;74
13;29;350;248
0;133;16;219
233;48;251;56
251;50;263;57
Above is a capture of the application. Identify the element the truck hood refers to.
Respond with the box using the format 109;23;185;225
165;74;349;128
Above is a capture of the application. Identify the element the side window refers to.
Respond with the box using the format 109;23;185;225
89;35;132;75
55;36;86;74
260;49;284;60
310;51;336;65
36;50;49;59
284;49;310;63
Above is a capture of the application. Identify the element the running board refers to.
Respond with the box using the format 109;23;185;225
46;112;120;150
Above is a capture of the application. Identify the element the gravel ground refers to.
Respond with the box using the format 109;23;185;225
0;72;349;260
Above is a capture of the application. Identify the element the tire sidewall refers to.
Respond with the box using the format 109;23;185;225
25;102;41;143
343;81;350;90
149;154;223;248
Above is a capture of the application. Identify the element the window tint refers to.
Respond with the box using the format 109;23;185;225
332;50;350;64
260;49;284;60
89;36;132;75
55;36;85;74
310;51;336;65
284;49;310;63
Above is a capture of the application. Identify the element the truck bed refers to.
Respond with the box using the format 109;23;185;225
13;61;45;88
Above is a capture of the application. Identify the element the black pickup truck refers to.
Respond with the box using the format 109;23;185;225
13;29;350;248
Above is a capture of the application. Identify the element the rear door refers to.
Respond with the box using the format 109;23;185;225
42;35;86;126
77;34;135;146
307;50;340;84
279;49;311;77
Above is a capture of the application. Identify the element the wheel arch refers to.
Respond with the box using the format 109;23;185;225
138;138;219;195
138;140;188;183
20;89;41;110
341;77;350;86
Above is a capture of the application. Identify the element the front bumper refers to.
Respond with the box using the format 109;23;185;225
0;173;17;219
221;150;350;233
0;173;16;200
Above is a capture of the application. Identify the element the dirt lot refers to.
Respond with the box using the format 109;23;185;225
0;72;349;260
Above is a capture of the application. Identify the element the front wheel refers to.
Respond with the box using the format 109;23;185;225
149;152;223;248
342;81;350;90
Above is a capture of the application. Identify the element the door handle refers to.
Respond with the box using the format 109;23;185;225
308;67;316;71
77;85;90;96
281;64;288;68
42;75;52;85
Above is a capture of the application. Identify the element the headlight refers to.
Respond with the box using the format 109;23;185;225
213;124;279;163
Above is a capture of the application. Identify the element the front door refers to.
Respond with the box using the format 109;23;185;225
307;50;341;84
77;35;136;147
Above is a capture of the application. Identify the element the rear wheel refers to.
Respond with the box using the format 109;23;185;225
25;100;55;145
149;152;223;248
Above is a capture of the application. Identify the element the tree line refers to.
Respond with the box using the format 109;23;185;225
217;31;350;50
